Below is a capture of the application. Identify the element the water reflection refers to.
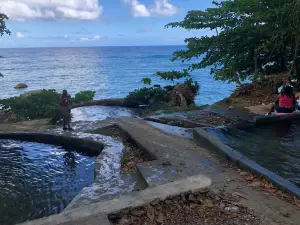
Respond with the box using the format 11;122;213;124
0;140;95;225
208;121;300;187
63;152;77;169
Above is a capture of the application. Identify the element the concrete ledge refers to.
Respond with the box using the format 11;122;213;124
115;123;157;161
193;128;300;199
19;174;211;225
144;117;214;128
0;132;104;155
254;113;300;125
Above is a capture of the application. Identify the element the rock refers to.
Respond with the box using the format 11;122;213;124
172;199;179;205
108;213;120;221
20;89;43;98
196;196;203;203
229;106;234;109
155;204;162;212
165;199;173;205
131;208;145;217
174;196;181;201
121;208;130;214
150;198;160;206
224;206;239;212
171;83;197;107
156;212;164;224
167;121;182;126
119;216;130;225
8;112;17;122
190;203;199;208
181;194;187;202
203;199;214;208
244;103;273;115
146;206;155;222
161;160;172;167
125;146;131;152
127;162;136;168
198;188;209;194
188;194;197;202
0;111;17;123
14;83;28;89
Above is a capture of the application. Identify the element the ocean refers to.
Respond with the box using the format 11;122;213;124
0;46;236;105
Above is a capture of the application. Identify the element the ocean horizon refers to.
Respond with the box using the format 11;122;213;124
0;44;185;50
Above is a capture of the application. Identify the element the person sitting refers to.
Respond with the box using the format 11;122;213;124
268;85;296;115
295;92;300;110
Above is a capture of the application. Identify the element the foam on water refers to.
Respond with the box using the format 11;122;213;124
71;106;134;122
51;110;145;210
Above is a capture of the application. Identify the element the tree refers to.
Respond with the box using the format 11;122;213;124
0;13;11;77
166;0;300;85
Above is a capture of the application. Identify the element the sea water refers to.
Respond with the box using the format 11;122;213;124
0;46;236;105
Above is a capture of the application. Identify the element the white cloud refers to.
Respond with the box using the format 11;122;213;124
79;34;101;41
16;32;24;38
122;0;150;17
122;0;178;17
0;0;103;21
150;0;178;17
64;35;68;38
93;34;101;40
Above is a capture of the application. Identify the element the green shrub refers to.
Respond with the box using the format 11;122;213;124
184;78;200;95
125;86;168;106
0;89;59;120
74;91;96;103
0;89;96;123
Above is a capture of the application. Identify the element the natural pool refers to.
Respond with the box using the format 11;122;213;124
207;121;300;188
0;139;97;225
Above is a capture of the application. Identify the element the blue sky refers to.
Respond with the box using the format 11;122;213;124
0;0;214;48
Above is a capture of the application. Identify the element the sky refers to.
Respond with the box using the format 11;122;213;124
0;0;214;48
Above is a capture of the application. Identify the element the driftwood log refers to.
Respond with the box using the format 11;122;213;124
71;98;139;109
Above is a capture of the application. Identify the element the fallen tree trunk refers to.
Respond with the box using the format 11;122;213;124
71;98;139;109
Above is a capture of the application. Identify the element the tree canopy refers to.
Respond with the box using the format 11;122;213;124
0;13;10;37
166;0;300;84
0;13;10;77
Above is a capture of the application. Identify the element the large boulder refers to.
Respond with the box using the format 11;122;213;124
14;83;28;89
20;89;43;98
171;84;195;107
0;111;17;123
244;103;273;115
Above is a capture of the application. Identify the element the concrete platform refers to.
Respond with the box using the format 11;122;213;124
254;113;300;124
117;117;221;187
19;175;211;225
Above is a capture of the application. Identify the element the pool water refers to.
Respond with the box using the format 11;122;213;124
0;140;96;225
207;121;300;187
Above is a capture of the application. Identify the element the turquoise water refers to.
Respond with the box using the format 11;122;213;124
0;140;96;225
0;46;236;105
207;122;300;187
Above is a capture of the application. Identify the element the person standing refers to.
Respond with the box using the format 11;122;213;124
59;90;73;130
